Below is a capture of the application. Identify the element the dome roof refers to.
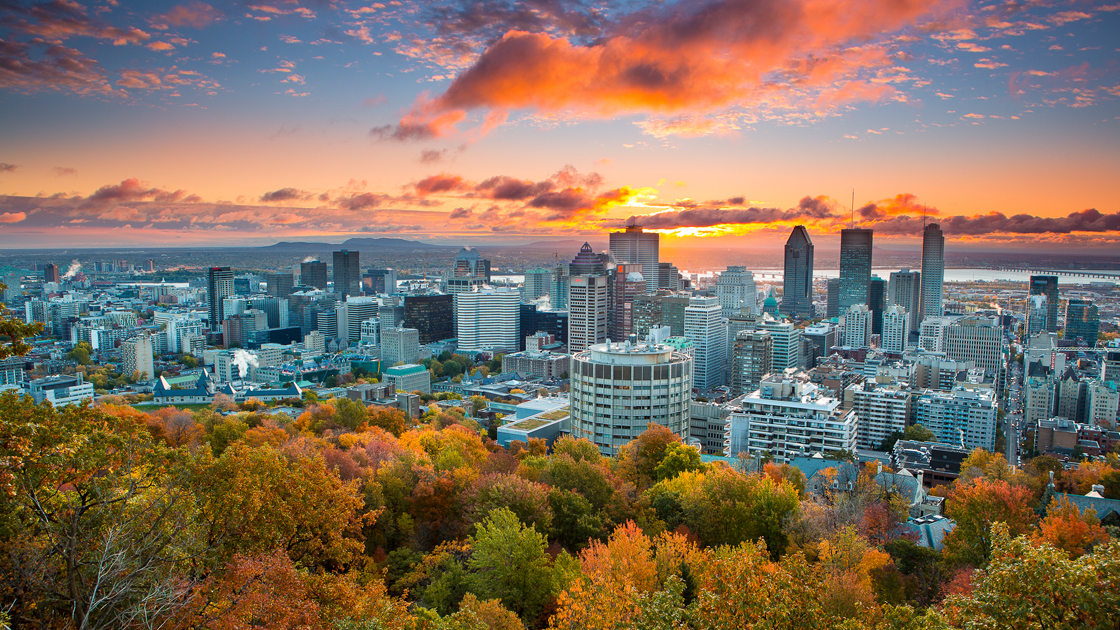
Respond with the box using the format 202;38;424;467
626;271;645;282
764;294;778;306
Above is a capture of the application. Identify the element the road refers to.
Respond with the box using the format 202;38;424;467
1005;361;1023;467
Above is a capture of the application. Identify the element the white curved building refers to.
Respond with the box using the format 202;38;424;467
569;338;693;455
455;288;520;353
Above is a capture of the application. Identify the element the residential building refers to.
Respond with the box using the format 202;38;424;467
726;374;858;463
333;250;361;299
120;334;155;380
844;303;873;349
881;305;910;353
782;225;815;318
1087;380;1119;427
303;330;326;354
1029;275;1060;334
300;260;328;290
502;350;570;379
609;226;659;292
1024;373;1057;425
0;356;26;387
916;386;998;451
456;288;521;353
839;228;873;311
920;223;945;321
569;338;693;456
846;380;911;450
715;266;758;316
889;269;922;334
1065;299;1100;345
206;266;234;332
730;329;772;397
685;295;725;390
384;363;431;395
919;316;957;353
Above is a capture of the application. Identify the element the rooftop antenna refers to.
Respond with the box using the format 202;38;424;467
850;189;855;229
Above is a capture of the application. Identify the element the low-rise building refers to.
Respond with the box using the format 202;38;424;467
28;374;95;406
383;363;430;395
502;349;570;379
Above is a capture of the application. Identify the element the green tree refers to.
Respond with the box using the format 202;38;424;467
468;508;557;624
0;280;40;359
903;424;935;442
655;442;705;481
67;341;93;365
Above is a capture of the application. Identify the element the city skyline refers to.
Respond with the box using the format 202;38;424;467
1;0;1120;250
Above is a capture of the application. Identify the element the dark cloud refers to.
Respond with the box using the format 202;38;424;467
476;175;553;200
626;196;842;229
0;163;17;173
336;192;389;211
423;0;607;44
0;39;111;94
449;207;473;219
419;149;447;164
259;187;309;203
414;174;468;195
3;0;151;46
369;121;439;142
80;178;199;208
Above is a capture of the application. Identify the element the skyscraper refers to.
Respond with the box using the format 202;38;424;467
714;266;757;317
569;242;606;276
1029;275;1060;333
888;269;921;335
43;263;61;284
782;225;814;318
609;226;659;292
333;250;361;299
300;260;328;290
455;289;521;353
843;304;873;349
206;266;234;332
730;329;772;397
685;295;725;390
365;268;398;294
881;305;910;353
568;275;609;353
610;263;647;340
838;228;873;312
1065;298;1100;345
920;223;945;322
447;247;491;293
523;268;553;302
265;272;295;299
869;276;887;335
826;277;841;318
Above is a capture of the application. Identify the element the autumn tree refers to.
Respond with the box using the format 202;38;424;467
0;280;41;359
1032;496;1109;558
468;508;559;625
943;477;1037;567
616;424;681;490
462;473;553;534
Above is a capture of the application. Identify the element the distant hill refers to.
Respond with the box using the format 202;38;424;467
492;239;606;251
259;237;453;251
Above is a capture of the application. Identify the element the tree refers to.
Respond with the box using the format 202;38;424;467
616;424;681;489
0;280;41;359
468;508;557;624
903;424;935;442
462;473;553;534
654;443;705;481
1033;496;1109;558
67;340;93;365
943;477;1037;567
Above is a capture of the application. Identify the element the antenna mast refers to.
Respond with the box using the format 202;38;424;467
851;189;855;229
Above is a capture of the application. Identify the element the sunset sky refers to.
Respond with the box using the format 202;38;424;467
2;0;1120;252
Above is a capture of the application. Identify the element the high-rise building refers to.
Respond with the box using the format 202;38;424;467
333;250;361;299
757;317;802;371
730;329;772;397
1065;298;1099;345
44;263;61;284
403;293;455;344
1029;275;1059;334
120;334;155;381
335;297;379;342
568;274;609;353
569;242;606;276
569;338;693;456
633;292;691;338
455;288;521;353
881;305;910;353
846;381;911;450
365;268;398;294
1027;295;1049;337
609;226;659;292
888;269;921;335
378;302;405;330
222;309;267;347
448;248;491;294
715;266;758;317
945;315;1008;386
916;386;997;451
838;228;873;312
803;322;839;366
610;263;647;340
523;268;553;303
657;262;681;291
826;278;841;318
782;225;815;318
685;295;725;390
920;223;945;321
1087;381;1119;426
843;303;873;348
300;260;328;290
550;263;570;309
265;272;295;299
381;327;421;365
2;274;20;303
869;276;887;335
206;266;235;332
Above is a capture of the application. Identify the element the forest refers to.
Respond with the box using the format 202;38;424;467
1;391;1119;630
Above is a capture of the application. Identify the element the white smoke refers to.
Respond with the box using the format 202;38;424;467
62;260;81;280
532;294;552;311
232;349;259;379
302;256;317;263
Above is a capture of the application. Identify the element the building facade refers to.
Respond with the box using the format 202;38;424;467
730;329;772;397
455;289;521;353
920;223;945;322
206;266;235;332
726;375;857;463
839;228;873;312
1029;275;1060;334
333;250;361;299
782;225;815;318
715;266;758;317
685;295;725;390
889;269;922;335
609;226;660;292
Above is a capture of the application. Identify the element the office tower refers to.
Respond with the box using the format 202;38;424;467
843;304;873;348
535;309;569;345
920;223;945;321
569;242;606;276
1065;298;1100;345
881;305;909;353
360;318;380;345
826;278;841;318
523;268;553;302
206;266;235;332
403;293;455;344
888;269;921;334
803;322;839;366
455;288;521;353
222;310;267;347
633;291;691;338
610;263;647;340
685;295;725;390
233;276;254;296
838;228;873;311
868;276;887;335
569;338;693;456
715;266;758;317
1;274;19;303
335;297;379;341
568;274;609;353
657;262;681;291
916;387;998;451
378;302;405;330
551;264;569;308
333;250;361;299
381;326;422;365
847;381;911;450
1027;295;1049;337
726;374;858;462
120;334;155;381
782;225;815;318
265;272;294;299
946;315;1008;385
224;296;290;330
1029;275;1059;333
365;268;398;294
609;225;659;292
730;329;772;397
300;260;328;290
43;263;61;284
448;248;491;293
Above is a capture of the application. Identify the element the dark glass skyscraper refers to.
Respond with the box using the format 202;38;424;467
332;250;361;299
826;277;841;318
869;276;887;335
1029;275;1059;333
839;228;873;311
920;223;945;322
1065;298;1099;345
206;266;234;332
300;260;328;290
403;293;454;344
781;225;814;318
609;226;659;292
